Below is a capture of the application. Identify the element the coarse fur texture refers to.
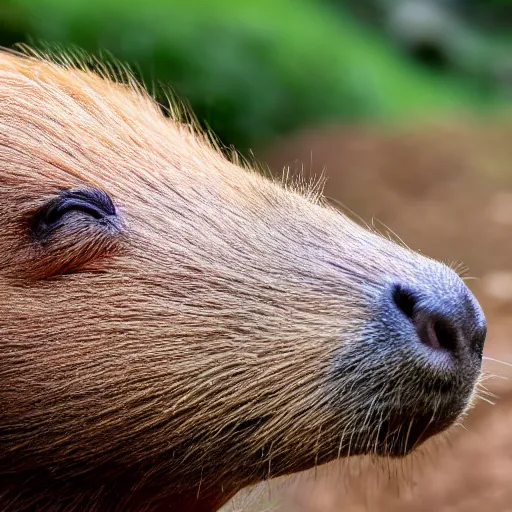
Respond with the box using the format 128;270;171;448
0;49;486;511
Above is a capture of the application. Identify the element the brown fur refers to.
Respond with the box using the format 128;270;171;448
0;51;484;511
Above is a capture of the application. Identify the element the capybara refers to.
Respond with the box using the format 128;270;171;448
0;50;486;512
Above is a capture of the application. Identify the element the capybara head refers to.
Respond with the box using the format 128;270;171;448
0;51;486;512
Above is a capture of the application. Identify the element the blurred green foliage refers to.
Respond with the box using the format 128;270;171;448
0;0;506;151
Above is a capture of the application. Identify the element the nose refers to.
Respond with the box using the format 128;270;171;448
391;282;486;358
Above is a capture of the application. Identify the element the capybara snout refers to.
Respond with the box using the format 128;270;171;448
0;50;486;512
334;260;486;458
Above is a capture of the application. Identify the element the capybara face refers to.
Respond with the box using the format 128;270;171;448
0;51;486;511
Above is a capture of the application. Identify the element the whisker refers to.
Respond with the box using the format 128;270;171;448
477;396;496;406
483;356;512;368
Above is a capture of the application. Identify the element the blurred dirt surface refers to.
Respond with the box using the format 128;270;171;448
228;119;512;511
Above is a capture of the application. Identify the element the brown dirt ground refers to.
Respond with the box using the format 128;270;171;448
225;117;512;511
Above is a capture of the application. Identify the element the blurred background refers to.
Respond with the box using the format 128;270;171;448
2;1;512;510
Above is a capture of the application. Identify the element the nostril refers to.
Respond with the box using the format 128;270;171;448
432;319;458;353
416;316;459;352
391;284;460;353
392;284;417;320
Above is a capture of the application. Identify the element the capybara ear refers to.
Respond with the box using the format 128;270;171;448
26;187;123;277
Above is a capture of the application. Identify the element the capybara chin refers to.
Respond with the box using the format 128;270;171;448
0;49;486;512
